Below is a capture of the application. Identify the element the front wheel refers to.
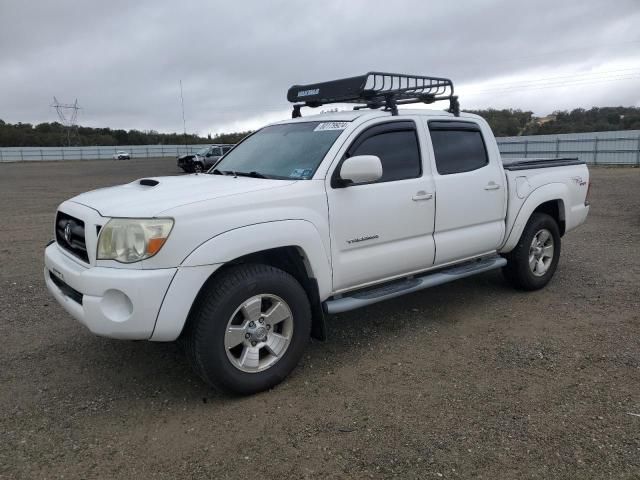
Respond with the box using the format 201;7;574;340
193;162;204;173
502;212;561;291
183;264;311;394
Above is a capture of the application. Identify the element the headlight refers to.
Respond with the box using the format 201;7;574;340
97;218;174;263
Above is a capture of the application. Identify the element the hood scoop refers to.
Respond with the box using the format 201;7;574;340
139;178;159;187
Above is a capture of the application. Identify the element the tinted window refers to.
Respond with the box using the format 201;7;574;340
350;129;421;182
429;128;488;175
210;147;222;156
222;146;232;153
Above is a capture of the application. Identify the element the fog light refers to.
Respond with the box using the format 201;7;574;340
100;289;133;323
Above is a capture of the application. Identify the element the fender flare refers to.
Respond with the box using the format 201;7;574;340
181;220;333;299
151;220;332;342
499;183;568;253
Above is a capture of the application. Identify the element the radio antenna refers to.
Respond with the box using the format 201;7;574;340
179;80;188;152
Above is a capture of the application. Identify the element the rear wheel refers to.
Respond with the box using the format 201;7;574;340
502;212;561;290
183;264;311;394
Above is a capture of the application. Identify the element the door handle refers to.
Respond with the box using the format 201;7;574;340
484;182;500;191
412;191;433;201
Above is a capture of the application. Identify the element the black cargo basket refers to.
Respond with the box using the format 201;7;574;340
287;71;459;118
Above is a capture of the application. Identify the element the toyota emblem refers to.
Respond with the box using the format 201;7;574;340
64;222;72;244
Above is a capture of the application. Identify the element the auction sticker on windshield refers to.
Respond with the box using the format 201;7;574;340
290;168;313;179
313;122;349;131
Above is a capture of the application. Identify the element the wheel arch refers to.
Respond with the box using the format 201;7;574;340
533;199;566;236
187;246;327;340
500;183;569;253
152;221;332;342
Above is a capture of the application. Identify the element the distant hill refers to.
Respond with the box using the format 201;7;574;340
2;106;640;146
468;107;640;137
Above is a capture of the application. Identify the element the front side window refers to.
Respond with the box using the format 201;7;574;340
346;122;421;183
212;122;346;179
429;123;488;175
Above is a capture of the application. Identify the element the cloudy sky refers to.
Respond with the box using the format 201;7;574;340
1;0;639;136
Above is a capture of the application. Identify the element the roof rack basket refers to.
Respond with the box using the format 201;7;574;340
287;71;459;118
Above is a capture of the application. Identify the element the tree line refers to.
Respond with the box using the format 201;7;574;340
0;120;251;148
468;106;640;137
2;106;639;147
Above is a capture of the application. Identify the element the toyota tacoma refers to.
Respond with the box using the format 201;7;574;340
45;72;590;394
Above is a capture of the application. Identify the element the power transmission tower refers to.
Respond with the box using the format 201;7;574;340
51;97;81;146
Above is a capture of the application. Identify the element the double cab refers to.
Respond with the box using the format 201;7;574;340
45;72;590;394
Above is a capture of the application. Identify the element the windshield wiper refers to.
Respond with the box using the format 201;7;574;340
211;169;236;176
211;169;270;179
233;171;269;179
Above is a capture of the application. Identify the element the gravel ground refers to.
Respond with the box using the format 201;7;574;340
0;158;639;479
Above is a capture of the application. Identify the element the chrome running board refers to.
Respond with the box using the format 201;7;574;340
323;255;507;314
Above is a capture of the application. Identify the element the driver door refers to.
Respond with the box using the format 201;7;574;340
326;119;436;292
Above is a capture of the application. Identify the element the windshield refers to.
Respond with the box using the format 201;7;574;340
211;121;346;179
195;146;210;155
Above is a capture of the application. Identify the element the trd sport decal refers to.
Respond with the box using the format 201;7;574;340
572;176;587;186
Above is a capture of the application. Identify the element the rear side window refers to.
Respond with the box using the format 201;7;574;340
348;122;421;183
429;122;488;175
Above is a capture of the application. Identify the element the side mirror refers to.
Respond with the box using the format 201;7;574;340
338;155;383;186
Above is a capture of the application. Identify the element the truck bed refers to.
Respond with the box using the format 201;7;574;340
502;157;585;171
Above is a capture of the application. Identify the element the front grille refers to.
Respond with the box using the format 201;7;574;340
49;271;83;305
55;211;89;263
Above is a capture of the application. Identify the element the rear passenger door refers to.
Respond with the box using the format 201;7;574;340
326;119;436;292
426;120;506;265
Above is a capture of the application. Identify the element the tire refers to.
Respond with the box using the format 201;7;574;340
502;212;561;291
183;264;311;395
193;162;204;173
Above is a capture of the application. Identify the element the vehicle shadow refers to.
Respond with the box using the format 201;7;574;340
66;270;513;405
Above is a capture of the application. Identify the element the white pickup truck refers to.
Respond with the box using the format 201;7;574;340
45;72;590;394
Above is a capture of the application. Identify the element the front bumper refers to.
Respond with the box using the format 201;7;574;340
177;157;193;169
44;243;176;339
